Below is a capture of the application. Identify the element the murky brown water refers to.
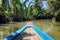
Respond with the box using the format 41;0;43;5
0;20;60;40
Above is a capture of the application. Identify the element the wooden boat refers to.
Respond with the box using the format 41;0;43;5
4;22;54;40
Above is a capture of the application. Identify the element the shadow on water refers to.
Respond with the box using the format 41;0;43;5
13;32;35;40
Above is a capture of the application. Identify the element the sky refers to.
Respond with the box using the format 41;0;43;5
21;0;48;9
0;0;2;5
21;0;34;7
42;1;48;9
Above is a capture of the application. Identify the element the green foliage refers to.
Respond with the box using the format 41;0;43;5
48;0;60;14
1;0;60;22
27;6;33;19
47;0;60;21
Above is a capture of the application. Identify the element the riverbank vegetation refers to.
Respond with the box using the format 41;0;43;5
0;0;60;24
